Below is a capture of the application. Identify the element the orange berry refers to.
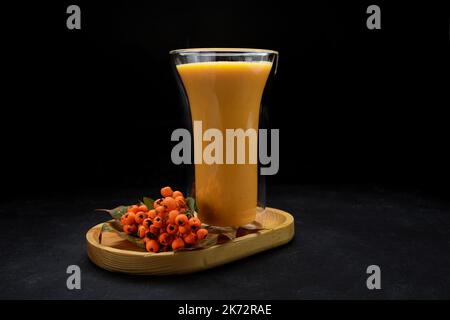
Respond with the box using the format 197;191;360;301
146;239;160;253
135;211;148;224
158;210;168;219
153;198;163;209
128;205;139;214
175;214;189;227
175;196;186;208
155;206;165;216
123;224;137;234
142;218;153;228
179;225;191;234
171;237;185;250
172;191;184;199
162;197;177;211
168;210;180;224
160;186;173;198
197;228;208;240
189;217;201;232
166;224;178;235
149;225;160;235
148;209;157;219
138;225;148;238
122;212;136;225
179;207;187;214
153;216;163;228
158;233;172;246
183;232;198;245
138;204;148;212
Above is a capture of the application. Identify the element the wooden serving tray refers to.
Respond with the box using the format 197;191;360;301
86;207;294;275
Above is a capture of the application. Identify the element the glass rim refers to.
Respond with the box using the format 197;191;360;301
169;48;279;55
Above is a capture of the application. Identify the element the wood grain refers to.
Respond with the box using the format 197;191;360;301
86;207;295;275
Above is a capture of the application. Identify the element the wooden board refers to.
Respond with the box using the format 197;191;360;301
86;207;295;275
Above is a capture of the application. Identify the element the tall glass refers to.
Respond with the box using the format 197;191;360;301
171;48;278;227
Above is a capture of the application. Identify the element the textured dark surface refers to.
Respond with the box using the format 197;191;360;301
1;185;449;299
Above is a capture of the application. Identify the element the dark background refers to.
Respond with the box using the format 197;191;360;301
2;0;449;198
1;0;449;299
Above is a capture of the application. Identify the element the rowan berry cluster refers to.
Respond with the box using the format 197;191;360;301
120;186;208;252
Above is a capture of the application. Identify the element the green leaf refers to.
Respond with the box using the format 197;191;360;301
96;206;128;221
143;197;154;209
101;222;145;249
101;222;115;233
185;197;196;212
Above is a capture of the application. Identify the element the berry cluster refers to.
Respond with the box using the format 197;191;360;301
120;186;208;253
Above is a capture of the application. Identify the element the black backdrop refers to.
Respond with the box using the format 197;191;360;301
2;0;449;200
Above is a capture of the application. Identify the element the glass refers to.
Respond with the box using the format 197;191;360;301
171;48;278;227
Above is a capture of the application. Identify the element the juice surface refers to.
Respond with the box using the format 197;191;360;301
177;61;272;226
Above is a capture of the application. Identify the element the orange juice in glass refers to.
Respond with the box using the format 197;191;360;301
171;49;277;227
